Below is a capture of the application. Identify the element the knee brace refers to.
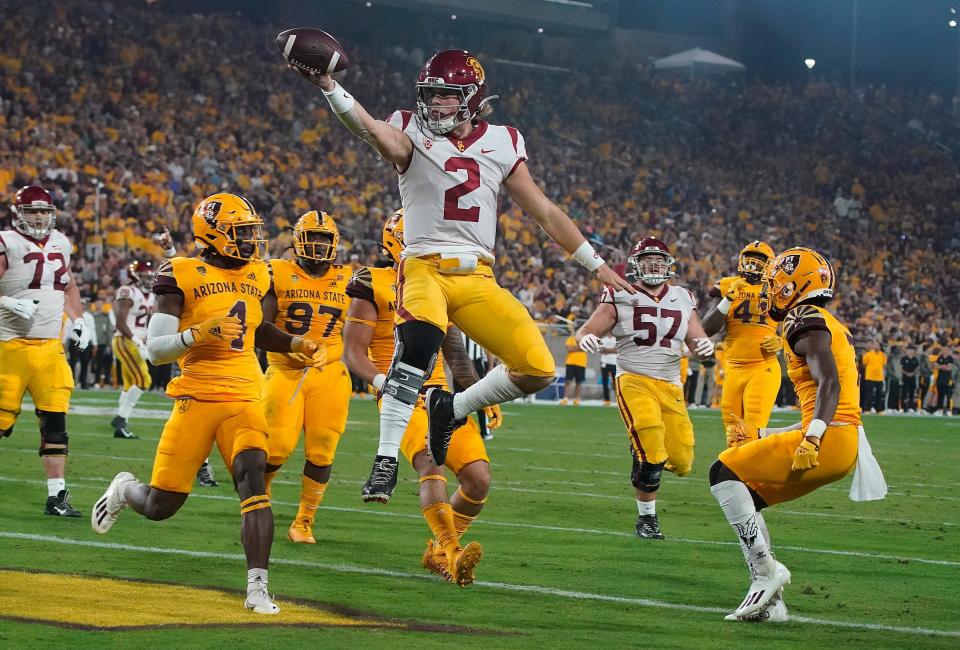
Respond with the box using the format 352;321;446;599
384;321;445;405
37;409;68;457
631;457;664;493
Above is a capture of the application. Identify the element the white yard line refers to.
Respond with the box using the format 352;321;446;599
0;531;956;638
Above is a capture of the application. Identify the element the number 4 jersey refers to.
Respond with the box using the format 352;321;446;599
600;284;698;386
0;229;72;341
153;257;270;402
386;111;528;262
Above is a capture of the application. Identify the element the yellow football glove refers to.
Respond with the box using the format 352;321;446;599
791;438;820;471
724;277;751;300
483;404;503;430
724;413;759;448
760;335;782;355
291;337;327;367
190;315;243;344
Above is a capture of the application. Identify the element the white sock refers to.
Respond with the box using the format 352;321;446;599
637;499;656;516
47;478;65;497
755;511;772;548
453;365;526;420
247;568;268;593
116;390;128;417
377;394;414;457
710;480;774;577
118;386;143;419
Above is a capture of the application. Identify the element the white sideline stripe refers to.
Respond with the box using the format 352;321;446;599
2;475;955;567
1;532;957;638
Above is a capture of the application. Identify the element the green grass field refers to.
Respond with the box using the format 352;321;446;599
1;390;958;648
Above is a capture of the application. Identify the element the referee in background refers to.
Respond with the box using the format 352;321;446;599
455;331;495;439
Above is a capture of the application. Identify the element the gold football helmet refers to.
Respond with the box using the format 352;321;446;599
381;208;405;264
759;247;835;322
191;193;266;260
292;210;340;262
737;241;775;284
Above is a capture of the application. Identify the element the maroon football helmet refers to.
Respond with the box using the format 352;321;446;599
626;237;675;286
416;50;495;135
128;259;157;289
11;185;57;239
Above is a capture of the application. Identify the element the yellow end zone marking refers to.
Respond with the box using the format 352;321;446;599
0;569;395;631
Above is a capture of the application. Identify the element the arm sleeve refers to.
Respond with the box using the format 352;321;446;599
146;312;192;364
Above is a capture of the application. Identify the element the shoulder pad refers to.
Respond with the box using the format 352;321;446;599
345;266;375;303
783;304;829;349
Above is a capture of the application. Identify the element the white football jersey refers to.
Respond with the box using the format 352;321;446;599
600;283;698;386
114;284;154;339
0;229;72;341
386;111;527;261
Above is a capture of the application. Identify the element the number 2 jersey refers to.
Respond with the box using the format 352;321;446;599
600;284;698;386
114;284;155;339
153;257;269;402
0;229;72;341
266;259;350;370
709;276;778;366
385;111;528;262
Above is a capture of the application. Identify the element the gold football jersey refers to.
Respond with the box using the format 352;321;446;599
266;259;351;370
154;257;269;402
782;304;861;428
714;276;778;365
346;265;448;387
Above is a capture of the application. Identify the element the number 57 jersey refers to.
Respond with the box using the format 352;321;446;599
600;284;698;386
0;229;72;341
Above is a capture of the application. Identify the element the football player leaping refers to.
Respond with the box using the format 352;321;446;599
111;259;157;439
702;241;781;438
289;49;634;503
91;193;324;615
577;238;714;539
344;210;499;586
261;210;352;545
711;247;883;622
0;185;92;517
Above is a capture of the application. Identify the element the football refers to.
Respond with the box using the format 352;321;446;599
276;27;349;75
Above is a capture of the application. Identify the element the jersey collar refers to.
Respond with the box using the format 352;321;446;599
633;283;669;302
445;120;488;153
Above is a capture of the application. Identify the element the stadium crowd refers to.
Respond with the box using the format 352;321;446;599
1;1;957;407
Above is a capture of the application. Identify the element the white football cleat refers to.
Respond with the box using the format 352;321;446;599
725;590;789;623
91;471;136;534
244;582;280;615
733;560;791;618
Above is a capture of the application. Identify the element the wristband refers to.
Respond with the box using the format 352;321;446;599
322;82;356;114
163;246;176;258
717;297;732;315
572;241;604;272
372;374;386;391
805;418;827;440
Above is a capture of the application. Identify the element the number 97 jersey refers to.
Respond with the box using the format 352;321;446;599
600;284;698;386
0;229;72;341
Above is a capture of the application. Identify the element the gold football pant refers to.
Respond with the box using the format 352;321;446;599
719;423;858;506
395;256;555;378
150;399;269;494
263;361;352;467
0;338;73;429
112;336;152;391
387;392;490;474
720;358;781;433
614;372;694;474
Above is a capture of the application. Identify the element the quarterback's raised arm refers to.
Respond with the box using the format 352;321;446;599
503;161;634;294
291;69;413;168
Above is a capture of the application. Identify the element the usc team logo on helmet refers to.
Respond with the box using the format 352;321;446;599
191;193;265;261
292;210;340;262
381;208;405;264
759;247;835;322
416;50;496;135
737;241;774;284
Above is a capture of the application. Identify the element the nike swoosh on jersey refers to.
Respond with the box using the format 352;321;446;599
480;148;495;153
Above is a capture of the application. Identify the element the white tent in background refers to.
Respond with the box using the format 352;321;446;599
652;48;745;77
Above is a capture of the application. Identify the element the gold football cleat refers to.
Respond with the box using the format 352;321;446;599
450;541;483;587
287;517;316;544
421;539;452;581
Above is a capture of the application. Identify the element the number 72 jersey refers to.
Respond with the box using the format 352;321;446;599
600;284;698;386
0;229;72;341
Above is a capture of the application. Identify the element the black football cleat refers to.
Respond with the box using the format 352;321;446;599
111;416;138;439
636;514;665;540
361;455;399;503
425;388;465;467
196;461;219;488
45;489;82;517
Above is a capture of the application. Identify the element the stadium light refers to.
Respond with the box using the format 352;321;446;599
804;58;816;69
537;27;545;34
365;1;372;6
450;14;457;20
951;19;958;28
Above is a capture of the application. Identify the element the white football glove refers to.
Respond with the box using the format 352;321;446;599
693;337;715;358
0;296;39;320
579;333;603;354
71;318;92;351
